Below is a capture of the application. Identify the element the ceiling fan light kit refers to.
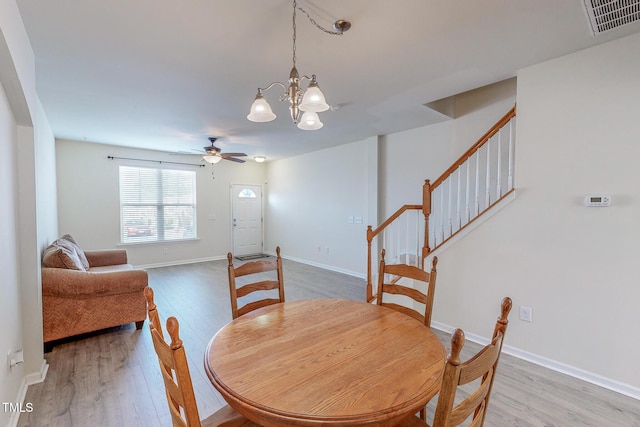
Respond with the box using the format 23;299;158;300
203;154;222;164
201;137;247;164
247;0;349;130
254;156;267;163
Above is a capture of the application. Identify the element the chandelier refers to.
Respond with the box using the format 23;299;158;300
247;0;350;130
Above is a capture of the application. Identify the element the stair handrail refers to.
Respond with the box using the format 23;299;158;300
431;106;516;189
365;105;516;302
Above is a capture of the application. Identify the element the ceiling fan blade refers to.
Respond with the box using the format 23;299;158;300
220;153;247;157
224;157;245;163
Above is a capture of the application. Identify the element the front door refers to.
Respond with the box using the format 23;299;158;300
231;184;263;257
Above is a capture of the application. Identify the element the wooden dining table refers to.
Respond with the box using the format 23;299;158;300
204;299;446;427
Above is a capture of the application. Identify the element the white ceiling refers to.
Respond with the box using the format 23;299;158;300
15;0;640;161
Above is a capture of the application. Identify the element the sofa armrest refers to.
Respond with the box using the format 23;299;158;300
85;249;128;267
42;267;148;298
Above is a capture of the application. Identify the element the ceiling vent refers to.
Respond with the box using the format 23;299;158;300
583;0;640;35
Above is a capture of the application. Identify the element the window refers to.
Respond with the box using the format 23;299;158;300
238;188;257;198
119;166;196;243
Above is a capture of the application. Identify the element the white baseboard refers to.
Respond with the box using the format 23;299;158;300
274;253;365;280
136;255;225;270
431;321;640;401
7;360;48;427
138;253;366;279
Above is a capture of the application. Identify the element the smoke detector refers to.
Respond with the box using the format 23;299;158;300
582;0;640;35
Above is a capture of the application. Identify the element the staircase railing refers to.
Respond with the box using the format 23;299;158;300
366;106;516;302
366;204;427;303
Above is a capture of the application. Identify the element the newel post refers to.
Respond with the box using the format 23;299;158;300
366;225;373;302
422;179;432;260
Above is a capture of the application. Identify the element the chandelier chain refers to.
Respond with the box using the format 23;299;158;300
292;0;297;67
248;0;344;128
297;4;345;36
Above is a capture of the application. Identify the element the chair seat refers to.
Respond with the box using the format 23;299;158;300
201;404;260;427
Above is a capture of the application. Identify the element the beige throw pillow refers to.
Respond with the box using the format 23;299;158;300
61;234;90;269
42;240;86;271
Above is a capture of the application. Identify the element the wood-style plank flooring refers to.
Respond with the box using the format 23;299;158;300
18;258;640;426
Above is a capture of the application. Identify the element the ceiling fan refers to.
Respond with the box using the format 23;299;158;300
199;137;247;164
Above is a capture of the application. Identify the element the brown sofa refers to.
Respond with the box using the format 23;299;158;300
41;235;147;349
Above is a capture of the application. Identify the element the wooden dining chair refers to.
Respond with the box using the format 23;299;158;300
400;297;513;427
144;287;258;427
227;247;285;319
376;249;438;327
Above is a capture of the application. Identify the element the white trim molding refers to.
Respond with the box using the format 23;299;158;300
7;360;48;427
432;321;640;401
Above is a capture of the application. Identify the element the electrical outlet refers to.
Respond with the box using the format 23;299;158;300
163;247;168;255
7;349;24;369
519;306;533;322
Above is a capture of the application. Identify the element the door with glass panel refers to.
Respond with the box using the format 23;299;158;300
231;184;263;257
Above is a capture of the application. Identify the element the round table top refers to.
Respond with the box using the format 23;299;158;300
205;299;446;427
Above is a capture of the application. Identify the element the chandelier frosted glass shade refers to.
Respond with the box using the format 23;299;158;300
247;93;276;122
246;0;348;130
297;111;323;130
299;79;329;113
203;155;222;164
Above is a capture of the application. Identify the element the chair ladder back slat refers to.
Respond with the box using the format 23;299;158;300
144;286;253;427
237;298;283;318
236;279;281;297
145;287;202;427
381;283;429;305
376;249;438;327
431;297;512;427
234;259;278;276
457;336;502;384
449;368;493;425
384;263;430;282
227;247;285;319
380;302;426;323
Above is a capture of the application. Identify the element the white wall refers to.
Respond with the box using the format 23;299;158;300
0;61;23;427
432;33;640;394
0;0;57;424
56;139;267;266
381;78;517;218
265;138;377;277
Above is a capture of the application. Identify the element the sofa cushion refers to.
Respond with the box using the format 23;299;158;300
61;234;90;270
42;239;86;271
42;268;148;298
88;264;134;273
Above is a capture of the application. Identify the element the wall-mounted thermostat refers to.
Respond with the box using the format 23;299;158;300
584;195;611;207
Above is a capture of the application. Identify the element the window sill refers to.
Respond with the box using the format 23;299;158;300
118;238;200;247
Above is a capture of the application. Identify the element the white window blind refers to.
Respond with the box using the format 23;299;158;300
119;166;196;243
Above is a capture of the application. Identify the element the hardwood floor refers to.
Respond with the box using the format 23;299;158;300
18;258;640;426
